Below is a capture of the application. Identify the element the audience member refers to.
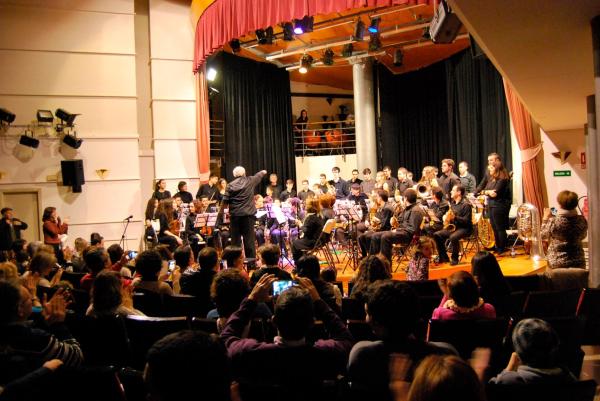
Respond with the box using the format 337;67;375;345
87;270;144;317
406;237;434;281
23;250;62;289
0;281;82;384
250;244;291;287
471;251;512;317
221;245;249;281
490;318;576;385
179;247;218;315
90;232;104;247
348;281;455;401
432;271;496;320
170;245;195;294
296;255;340;315
320;266;342;308
145;330;230;401
541;190;588;269
350;255;391;304
79;247;110;293
9;239;29;274
221;275;353;389
106;243;133;278
0;261;19;285
406;354;485;401
134;250;173;296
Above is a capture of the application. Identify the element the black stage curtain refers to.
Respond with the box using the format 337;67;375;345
220;52;295;184
378;49;511;182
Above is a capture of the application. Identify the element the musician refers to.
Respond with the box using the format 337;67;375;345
267;173;282;199
220;166;267;260
174;181;193;204
254;195;269;247
347;183;369;218
319;193;336;220
0;207;28;252
476;153;511;254
360;168;375;196
196;174;220;201
379;189;424;262
421;189;449;237
330;166;350;199
458;161;477;194
437;159;461;198
279;179;297;202
383;165;399;193
318;173;329;194
197;195;218;214
396;167;414;194
291;198;325;261
152;179;171;200
268;199;291;255
374;170;387;194
350;169;362;186
184;201;203;257
357;190;393;258
433;184;473;265
156;198;182;252
144;197;159;243
298;179;315;203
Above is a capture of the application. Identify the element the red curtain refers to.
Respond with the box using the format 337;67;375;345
503;79;545;212
193;0;432;72
196;66;211;182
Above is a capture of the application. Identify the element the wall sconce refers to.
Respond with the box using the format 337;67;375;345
551;151;571;165
0;171;5;180
95;169;109;179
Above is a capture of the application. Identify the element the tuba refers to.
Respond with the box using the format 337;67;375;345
475;195;495;249
516;203;546;260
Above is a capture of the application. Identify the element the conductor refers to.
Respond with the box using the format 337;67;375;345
220;166;267;259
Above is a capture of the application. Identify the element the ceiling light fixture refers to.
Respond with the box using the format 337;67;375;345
62;131;83;149
282;22;294;41
369;33;382;51
298;54;313;74
368;17;381;34
342;43;354;58
353;20;366;41
206;67;217;82
0;108;15;125
264;26;274;45
256;29;267;44
55;108;79;127
19;130;39;149
229;39;241;53
393;49;404;67
322;49;335;66
36;110;54;123
294;15;314;35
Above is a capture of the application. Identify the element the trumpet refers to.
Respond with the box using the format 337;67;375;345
442;208;456;232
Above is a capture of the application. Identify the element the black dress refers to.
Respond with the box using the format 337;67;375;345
291;213;325;261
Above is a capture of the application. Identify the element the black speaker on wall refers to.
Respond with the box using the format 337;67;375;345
61;159;85;193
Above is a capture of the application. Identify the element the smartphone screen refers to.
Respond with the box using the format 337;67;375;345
168;260;175;271
128;250;138;259
272;280;295;296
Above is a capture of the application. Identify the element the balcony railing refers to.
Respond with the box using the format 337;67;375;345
293;119;356;158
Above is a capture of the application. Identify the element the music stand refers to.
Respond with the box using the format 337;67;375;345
266;204;294;267
338;203;362;273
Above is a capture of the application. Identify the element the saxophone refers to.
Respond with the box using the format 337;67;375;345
442;208;456;232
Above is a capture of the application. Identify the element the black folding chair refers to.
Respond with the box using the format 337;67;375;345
341;297;366;321
522;289;583;318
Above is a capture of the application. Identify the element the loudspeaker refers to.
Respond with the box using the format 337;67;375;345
429;0;462;44
61;159;85;193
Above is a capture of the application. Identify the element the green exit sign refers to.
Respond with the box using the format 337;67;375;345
553;170;571;177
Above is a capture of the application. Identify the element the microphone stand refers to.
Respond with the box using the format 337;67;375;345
120;216;132;250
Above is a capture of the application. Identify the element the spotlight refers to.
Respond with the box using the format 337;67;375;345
369;33;381;51
293;19;304;35
229;39;241;53
422;26;431;40
342;43;354;58
283;22;294;41
36;110;54;123
322;49;334;66
19;131;39;149
0;108;16;125
353;20;366;41
293;15;313;35
55;108;79;126
265;26;274;45
63;132;83;149
368;17;380;34
298;54;313;74
256;29;267;44
206;67;217;82
393;49;403;67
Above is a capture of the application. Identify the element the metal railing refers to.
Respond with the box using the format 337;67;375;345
209;119;224;158
293;119;356;158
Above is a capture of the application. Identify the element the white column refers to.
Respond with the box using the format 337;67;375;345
589;15;600;287
352;59;378;175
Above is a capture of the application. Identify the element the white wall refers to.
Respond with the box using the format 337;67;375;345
295;154;358;187
541;127;587;207
0;1;143;247
290;81;353;123
149;0;200;198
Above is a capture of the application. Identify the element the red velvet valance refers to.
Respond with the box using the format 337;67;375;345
193;0;432;72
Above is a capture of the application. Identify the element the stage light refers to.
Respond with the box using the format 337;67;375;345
369;33;381;51
298;54;313;74
368;17;380;34
342;43;354;58
293;15;313;35
36;110;54;123
393;49;403;67
0;108;15;125
422;26;431;40
19;131;39;148
322;49;334;66
283;22;294;41
206;67;217;82
63;132;83;149
229;39;241;53
265;26;274;45
293;19;304;35
353;20;365;41
256;29;267;44
55;108;79;126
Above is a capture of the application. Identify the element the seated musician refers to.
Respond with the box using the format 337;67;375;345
291;198;325;262
415;166;439;194
433;185;473;265
421;189;449;237
156;198;182;252
357;190;393;258
379;189;424;262
268;199;288;253
335;183;369;243
396;167;414;194
254;195;269;247
319;193;336;221
184;200;202;256
279;179;297;202
298;179;315;203
191;197;219;248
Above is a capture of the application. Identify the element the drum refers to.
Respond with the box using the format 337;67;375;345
303;130;322;148
325;129;343;147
